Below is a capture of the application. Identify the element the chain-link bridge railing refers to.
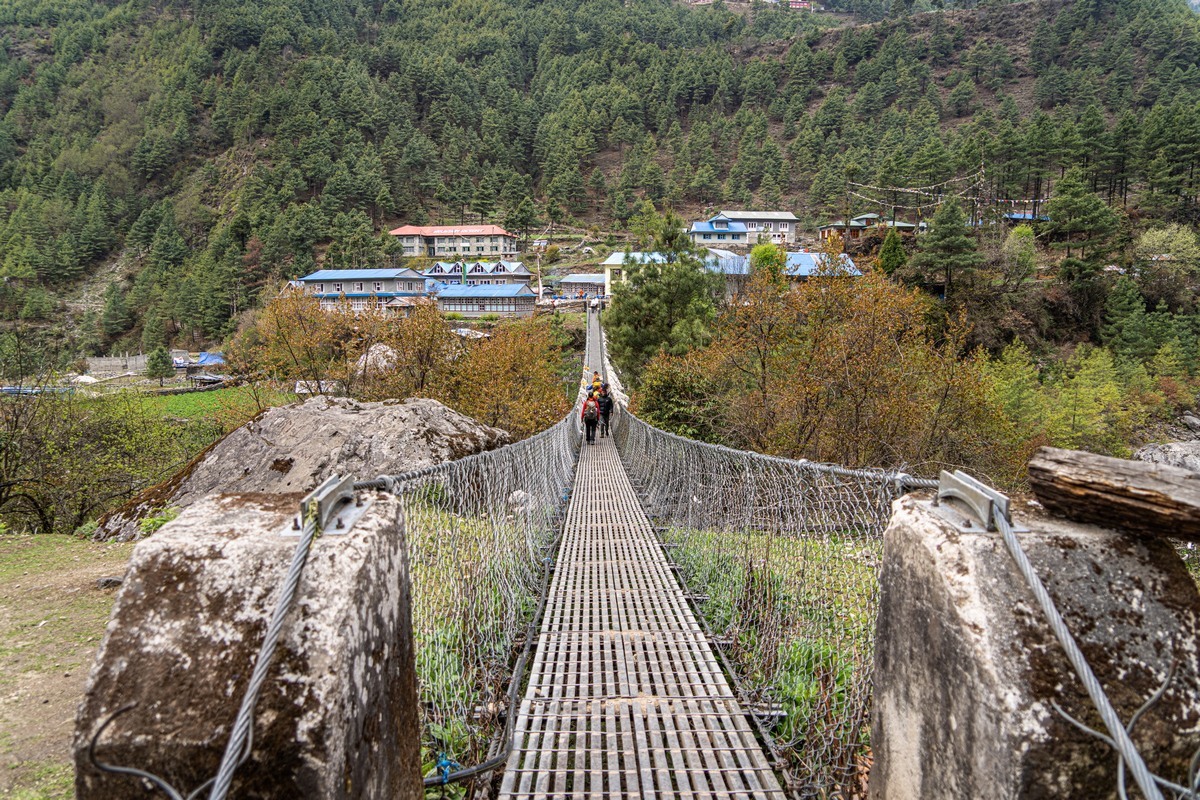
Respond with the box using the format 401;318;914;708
608;408;932;797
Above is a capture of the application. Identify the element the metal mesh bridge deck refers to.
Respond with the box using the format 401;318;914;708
498;424;786;798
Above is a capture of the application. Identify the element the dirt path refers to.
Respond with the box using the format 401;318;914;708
0;535;133;799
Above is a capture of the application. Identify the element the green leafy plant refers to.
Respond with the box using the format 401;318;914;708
138;506;180;535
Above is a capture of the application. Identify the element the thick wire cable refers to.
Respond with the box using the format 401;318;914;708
208;514;320;799
992;508;1165;800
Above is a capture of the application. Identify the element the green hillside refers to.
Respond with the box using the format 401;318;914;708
1;0;1198;363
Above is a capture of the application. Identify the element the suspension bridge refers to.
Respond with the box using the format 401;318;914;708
79;308;1200;800
498;315;785;797
377;310;927;798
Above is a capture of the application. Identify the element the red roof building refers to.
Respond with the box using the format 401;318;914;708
388;224;519;258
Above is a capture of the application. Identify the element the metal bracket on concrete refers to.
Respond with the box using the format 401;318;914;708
287;474;371;536
931;470;1027;533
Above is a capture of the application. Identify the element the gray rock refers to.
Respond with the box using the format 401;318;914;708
1135;440;1200;472
1182;413;1200;433
871;496;1200;800
74;490;421;800
96;396;509;541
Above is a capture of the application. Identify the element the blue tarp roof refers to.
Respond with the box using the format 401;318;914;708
436;283;536;298
194;351;225;366
690;221;749;234
299;268;425;281
705;252;859;277
601;251;671;266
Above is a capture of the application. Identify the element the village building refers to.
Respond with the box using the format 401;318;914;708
297;268;428;313
689;210;799;248
558;273;607;297
818;213;928;241
706;250;860;299
388;224;519;258
422;260;532;286
435;283;537;318
601;251;670;296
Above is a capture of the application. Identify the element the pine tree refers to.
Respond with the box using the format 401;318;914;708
101;282;132;338
1101;276;1149;361
145;346;175;386
877;227;907;276
1045;167;1117;263
504;197;539;244
141;305;167;352
908;198;981;299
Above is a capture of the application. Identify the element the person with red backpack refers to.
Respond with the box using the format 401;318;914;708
581;391;601;445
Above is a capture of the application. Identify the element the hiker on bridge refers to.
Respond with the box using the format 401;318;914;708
591;371;602;394
582;391;601;445
598;384;614;438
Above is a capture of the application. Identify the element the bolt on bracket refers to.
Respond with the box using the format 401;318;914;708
933;470;1028;533
286;474;371;536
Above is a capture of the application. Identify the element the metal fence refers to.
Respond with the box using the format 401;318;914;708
610;408;931;798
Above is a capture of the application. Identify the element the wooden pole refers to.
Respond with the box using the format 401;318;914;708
1027;446;1200;542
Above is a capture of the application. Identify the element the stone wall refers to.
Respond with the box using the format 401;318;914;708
74;490;421;799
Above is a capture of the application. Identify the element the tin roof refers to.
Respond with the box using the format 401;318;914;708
299;268;426;281
719;210;799;222
389;224;515;237
436;283;536;298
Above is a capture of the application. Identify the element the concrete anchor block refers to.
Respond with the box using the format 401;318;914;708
871;495;1200;800
74;491;421;799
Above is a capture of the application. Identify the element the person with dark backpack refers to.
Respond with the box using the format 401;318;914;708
597;385;614;437
581;392;601;445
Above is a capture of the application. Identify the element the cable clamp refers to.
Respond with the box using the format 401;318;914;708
285;474;370;536
932;470;1027;533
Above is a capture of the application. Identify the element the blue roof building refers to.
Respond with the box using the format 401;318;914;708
423;260;533;285
704;250;859;299
435;282;537;318
690;211;799;247
297;268;429;313
784;252;860;278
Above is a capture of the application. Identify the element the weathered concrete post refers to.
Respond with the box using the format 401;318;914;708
872;494;1200;799
74;489;422;799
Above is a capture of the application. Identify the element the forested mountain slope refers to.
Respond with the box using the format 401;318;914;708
1;0;1198;361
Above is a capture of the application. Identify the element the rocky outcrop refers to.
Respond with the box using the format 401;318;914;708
75;491;422;799
1136;440;1200;472
96;396;509;541
872;496;1200;800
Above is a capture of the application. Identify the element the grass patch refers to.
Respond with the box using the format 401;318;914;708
664;525;879;784
135;385;298;427
0;534;133;797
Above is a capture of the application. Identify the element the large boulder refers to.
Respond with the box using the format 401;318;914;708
75;490;422;799
872;495;1200;799
97;396;508;541
1135;440;1200;472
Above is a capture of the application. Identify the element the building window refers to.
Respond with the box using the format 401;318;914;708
703;234;711;240
733;234;743;240
717;234;726;240
491;246;498;252
334;283;343;293
780;223;789;231
374;282;383;292
316;283;324;293
354;282;364;292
